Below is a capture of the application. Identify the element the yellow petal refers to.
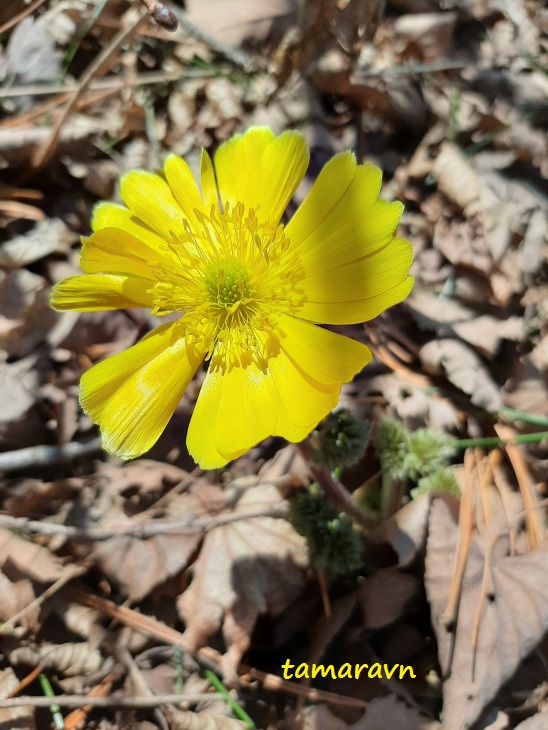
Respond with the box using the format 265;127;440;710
163;153;205;221
277;314;372;384
268;348;340;429
187;348;338;469
91;202;168;253
296;276;414;324
200;149;219;211
81;322;205;459
287;159;403;271
298;237;413;303
80;227;173;278
50;274;155;311
119;170;187;239
187;362;277;469
214;128;309;224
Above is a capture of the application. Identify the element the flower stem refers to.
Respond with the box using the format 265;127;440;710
454;431;548;449
296;441;375;531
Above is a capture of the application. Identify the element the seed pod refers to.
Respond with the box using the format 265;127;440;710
152;3;178;32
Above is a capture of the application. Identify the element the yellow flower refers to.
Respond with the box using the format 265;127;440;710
51;128;413;469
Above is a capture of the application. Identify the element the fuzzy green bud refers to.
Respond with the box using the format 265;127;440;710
410;467;460;499
314;409;369;471
376;416;408;479
405;428;456;480
289;488;362;576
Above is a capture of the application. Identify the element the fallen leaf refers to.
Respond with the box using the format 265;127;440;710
0;218;74;269
420;338;503;411
425;499;548;730
0;667;36;730
177;483;307;674
358;569;421;630
299;696;440;729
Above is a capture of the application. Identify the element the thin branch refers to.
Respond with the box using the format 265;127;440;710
296;441;375;530
0;0;48;35
0;437;102;474
0;505;289;541
0;694;216;709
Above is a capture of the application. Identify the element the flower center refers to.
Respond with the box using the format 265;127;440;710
203;257;252;309
149;202;305;371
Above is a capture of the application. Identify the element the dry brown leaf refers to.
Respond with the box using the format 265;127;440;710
425;498;548;730
0;667;36;730
9;642;107;676
0;218;74;269
369;493;434;568
393;13;457;63
177;483;307;673
186;0;296;49
298;697;439;730
0;570;38;630
358;569;421;630
166;708;248;730
0;269;56;358
0;356;44;452
0;527;66;582
420;338;503;411
93;483;222;602
432;143;481;214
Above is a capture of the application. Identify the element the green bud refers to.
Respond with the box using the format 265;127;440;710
376;416;408;480
410;467;460;499
289;488;362;576
405;428;456;480
314;409;369;471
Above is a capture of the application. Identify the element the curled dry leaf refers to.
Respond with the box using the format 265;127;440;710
9;643;107;677
0;270;56;358
166;708;248;730
177;483;307;674
0;667;36;730
431;143;481;215
425;498;548;730
420;338;503;411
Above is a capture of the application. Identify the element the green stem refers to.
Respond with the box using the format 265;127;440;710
454;431;548;449
39;673;64;730
202;668;255;728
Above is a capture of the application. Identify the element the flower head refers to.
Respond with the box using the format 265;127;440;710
51;128;413;469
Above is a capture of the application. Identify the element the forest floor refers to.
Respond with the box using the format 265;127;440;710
0;1;547;729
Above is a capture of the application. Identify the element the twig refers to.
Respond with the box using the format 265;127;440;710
28;8;148;175
0;505;289;541
296;441;375;530
1;564;88;634
0;437;102;474
0;68;221;101
0;0;48;35
0;694;216;709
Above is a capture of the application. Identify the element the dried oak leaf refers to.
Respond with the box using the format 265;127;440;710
93;482;223;602
177;483;307;673
299;697;439;729
425;498;548;730
420;338;503;411
166;708;248;730
9;642;106;676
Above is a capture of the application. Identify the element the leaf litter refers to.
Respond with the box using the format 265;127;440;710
0;0;547;728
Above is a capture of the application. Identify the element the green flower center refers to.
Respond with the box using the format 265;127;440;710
203;257;252;308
